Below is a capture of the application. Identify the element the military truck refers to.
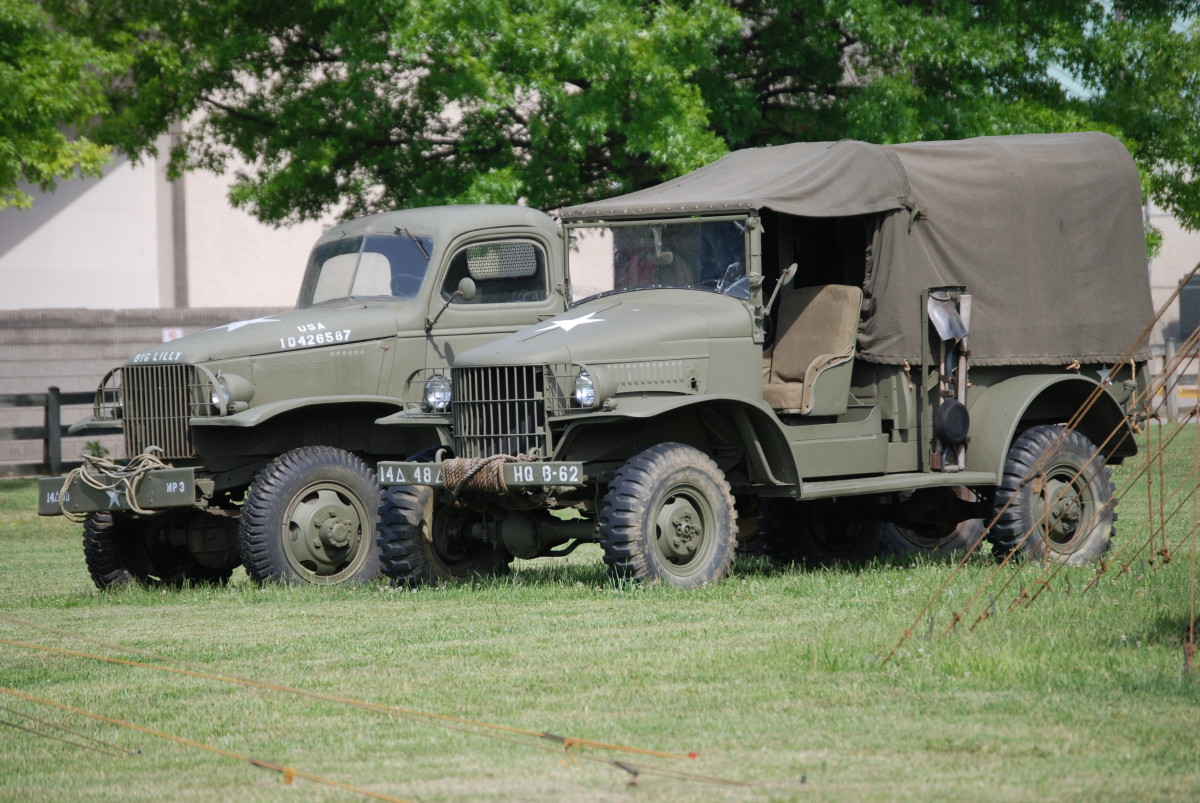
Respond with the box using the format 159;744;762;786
375;133;1153;587
38;205;568;587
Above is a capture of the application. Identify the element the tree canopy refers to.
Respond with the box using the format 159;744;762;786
0;0;126;210
21;1;1200;229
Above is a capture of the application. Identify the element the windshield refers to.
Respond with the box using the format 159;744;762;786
297;232;433;307
567;219;749;305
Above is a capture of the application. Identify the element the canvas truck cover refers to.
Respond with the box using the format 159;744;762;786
560;133;1153;367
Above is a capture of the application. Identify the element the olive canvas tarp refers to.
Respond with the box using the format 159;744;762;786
560;133;1154;367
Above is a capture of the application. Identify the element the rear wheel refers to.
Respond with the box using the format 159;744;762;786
239;446;382;585
988;425;1115;565
83;511;235;589
377;485;512;586
879;520;987;557
599;443;737;587
758;499;879;566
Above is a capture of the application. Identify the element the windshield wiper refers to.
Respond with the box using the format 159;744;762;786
395;227;429;260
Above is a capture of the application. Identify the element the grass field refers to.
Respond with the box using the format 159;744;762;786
2;425;1199;802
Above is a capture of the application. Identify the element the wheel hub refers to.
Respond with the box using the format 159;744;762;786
286;486;365;576
318;509;354;549
1041;478;1082;545
657;496;703;561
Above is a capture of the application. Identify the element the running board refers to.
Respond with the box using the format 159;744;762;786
798;470;997;500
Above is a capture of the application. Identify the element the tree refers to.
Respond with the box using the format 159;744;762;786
0;0;126;210
32;1;1200;229
700;0;1200;228
40;0;738;223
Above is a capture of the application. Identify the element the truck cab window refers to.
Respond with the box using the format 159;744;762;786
440;240;548;303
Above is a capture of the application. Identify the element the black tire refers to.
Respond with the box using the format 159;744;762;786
878;519;987;557
758;499;879;566
988;425;1115;565
377;485;512;586
83;511;235;590
379;482;511;583
239;446;382;585
599;443;737;587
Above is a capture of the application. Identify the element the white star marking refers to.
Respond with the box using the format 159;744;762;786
536;312;605;333
209;316;280;333
106;490;122;509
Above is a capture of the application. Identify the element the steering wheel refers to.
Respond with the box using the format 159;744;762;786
390;273;424;298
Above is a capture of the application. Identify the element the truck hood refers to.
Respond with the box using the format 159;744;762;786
125;302;419;365
456;291;751;367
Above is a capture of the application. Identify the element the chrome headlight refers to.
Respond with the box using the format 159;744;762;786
573;370;597;408
210;372;254;414
424;374;452;412
211;376;231;409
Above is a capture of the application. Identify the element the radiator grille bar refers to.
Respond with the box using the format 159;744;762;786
452;365;546;458
450;363;584;459
112;365;205;459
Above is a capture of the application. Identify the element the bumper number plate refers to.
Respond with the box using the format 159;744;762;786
377;461;585;488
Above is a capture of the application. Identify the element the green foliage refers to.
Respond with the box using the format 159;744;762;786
39;0;737;223
0;0;126;210
22;1;1200;230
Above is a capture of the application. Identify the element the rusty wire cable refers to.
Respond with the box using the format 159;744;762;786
0;633;689;762
0;620;777;790
0;686;418;802
883;263;1200;663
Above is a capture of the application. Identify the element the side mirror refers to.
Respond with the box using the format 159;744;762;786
426;278;477;333
764;263;798;313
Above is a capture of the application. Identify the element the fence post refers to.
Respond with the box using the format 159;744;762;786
1164;340;1179;424
46;386;62;476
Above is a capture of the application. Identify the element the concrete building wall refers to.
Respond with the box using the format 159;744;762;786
0;150;327;311
182;168;323;308
1147;203;1200;346
0;157;162;309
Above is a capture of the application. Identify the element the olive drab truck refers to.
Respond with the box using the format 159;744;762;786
38;205;568;587
375;133;1154;588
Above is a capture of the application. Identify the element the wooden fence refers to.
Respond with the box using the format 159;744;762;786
0;388;111;478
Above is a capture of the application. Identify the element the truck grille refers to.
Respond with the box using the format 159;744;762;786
451;364;579;458
99;365;213;459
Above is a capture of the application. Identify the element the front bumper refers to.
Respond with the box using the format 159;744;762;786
37;467;198;516
378;460;585;488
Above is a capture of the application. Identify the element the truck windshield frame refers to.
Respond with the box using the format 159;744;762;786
565;217;751;305
297;232;434;307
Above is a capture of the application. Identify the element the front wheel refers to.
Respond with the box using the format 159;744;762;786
599;443;737;587
377;485;512;586
988;425;1115;565
239;446;382;585
83;511;236;590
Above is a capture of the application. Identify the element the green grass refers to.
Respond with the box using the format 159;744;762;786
2;427;1199;802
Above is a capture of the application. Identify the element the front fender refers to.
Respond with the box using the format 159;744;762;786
966;374;1135;477
554;394;798;487
191;395;405;428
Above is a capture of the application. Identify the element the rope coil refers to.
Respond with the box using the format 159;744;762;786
57;447;172;521
440;454;538;496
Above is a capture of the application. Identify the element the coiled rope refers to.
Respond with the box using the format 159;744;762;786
57;447;172;521
440;454;538;496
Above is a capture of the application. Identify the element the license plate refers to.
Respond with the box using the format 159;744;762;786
377;461;585;488
38;468;197;516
